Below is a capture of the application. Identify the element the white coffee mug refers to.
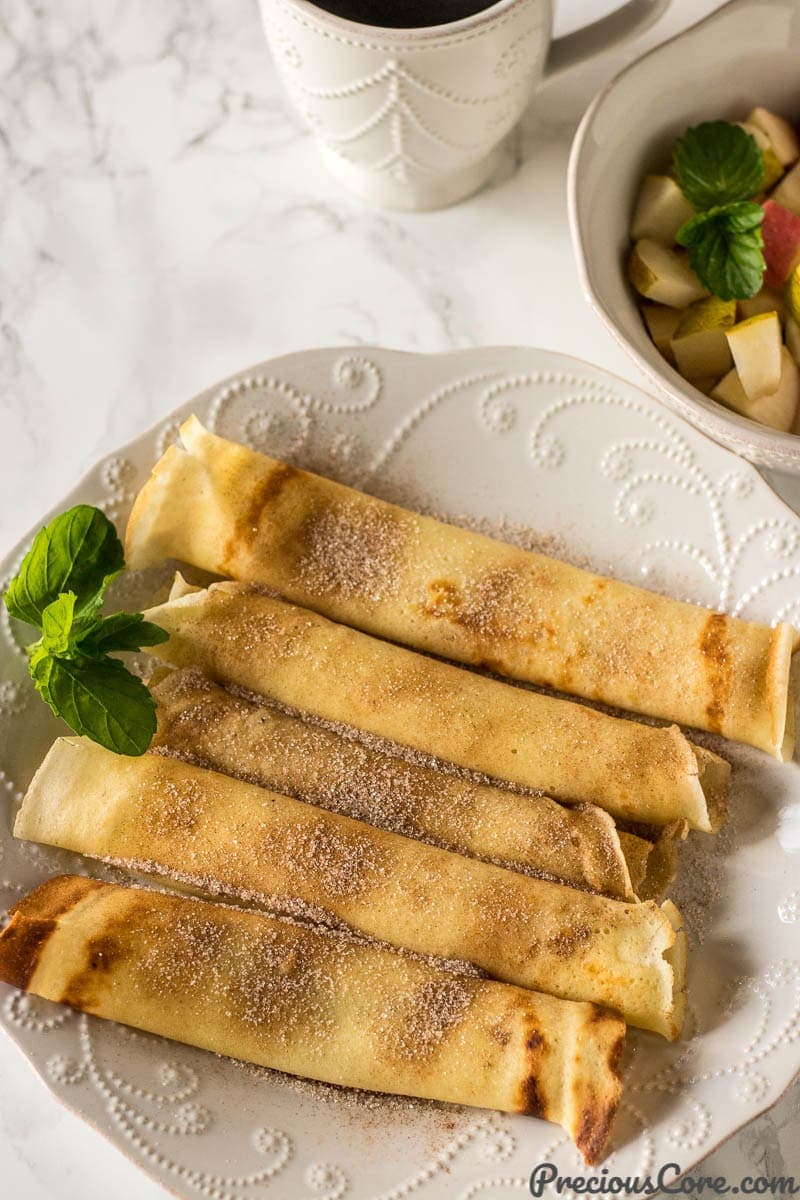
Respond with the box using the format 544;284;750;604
259;0;669;210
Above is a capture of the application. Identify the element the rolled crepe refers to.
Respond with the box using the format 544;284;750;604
125;417;798;759
144;579;728;831
0;877;625;1163
618;824;683;904
150;667;649;900
15;738;687;1038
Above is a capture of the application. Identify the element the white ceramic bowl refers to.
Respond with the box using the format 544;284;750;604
568;0;800;472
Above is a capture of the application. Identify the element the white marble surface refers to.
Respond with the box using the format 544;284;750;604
0;0;797;1195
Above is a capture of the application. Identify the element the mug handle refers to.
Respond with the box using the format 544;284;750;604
545;0;671;77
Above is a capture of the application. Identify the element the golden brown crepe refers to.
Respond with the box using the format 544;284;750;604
125;417;798;758
143;578;728;831
15;738;687;1038
0;876;626;1164
150;666;653;900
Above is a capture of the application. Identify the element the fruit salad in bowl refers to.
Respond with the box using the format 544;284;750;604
568;0;800;472
628;108;800;435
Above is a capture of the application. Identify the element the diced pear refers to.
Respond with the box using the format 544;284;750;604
712;347;799;431
673;333;732;380
785;314;800;363
738;121;772;151
763;149;785;192
738;287;785;322
631;175;694;243
692;376;723;397
772;161;800;215
670;297;736;380
675;297;736;334
747;107;800;167
738;123;783;190
642;303;681;362
712;370;748;407
725;311;783;400
785;262;800;324
628;239;707;308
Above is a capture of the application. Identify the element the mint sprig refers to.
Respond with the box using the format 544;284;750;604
4;506;168;756
5;505;124;628
677;201;765;301
672;122;766;300
673;122;765;210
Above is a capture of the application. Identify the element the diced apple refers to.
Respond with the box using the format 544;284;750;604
725;311;783;400
748;107;800;167
642;303;681;362
761;200;800;287
772;161;800;215
628;239;707;308
712;347;799;431
738;287;785;322
631;175;694;243
738;123;783;190
670;297;736;380
785;314;800;363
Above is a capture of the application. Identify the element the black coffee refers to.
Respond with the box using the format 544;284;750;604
309;0;499;28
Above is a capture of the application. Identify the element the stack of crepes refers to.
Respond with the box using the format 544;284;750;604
4;418;797;1165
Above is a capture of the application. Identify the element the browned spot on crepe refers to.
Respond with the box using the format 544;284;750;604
525;1027;546;1053
521;1074;545;1118
0;876;106;991
518;1020;548;1118
423;569;521;638
61;932;124;1009
475;656;507;675
222;462;300;571
421;567;559;661
574;1027;626;1166
699;612;733;732
423;579;462;618
546;924;592;959
588;1001;615;1024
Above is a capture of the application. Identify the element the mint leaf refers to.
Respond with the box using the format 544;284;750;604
673;122;764;210
40;593;78;656
3;503;169;755
677;201;765;300
30;653;157;756
79;612;169;657
5;506;123;627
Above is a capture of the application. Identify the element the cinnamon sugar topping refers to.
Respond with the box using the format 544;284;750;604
297;502;413;603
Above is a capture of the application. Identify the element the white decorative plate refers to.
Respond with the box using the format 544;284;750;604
1;347;799;1199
